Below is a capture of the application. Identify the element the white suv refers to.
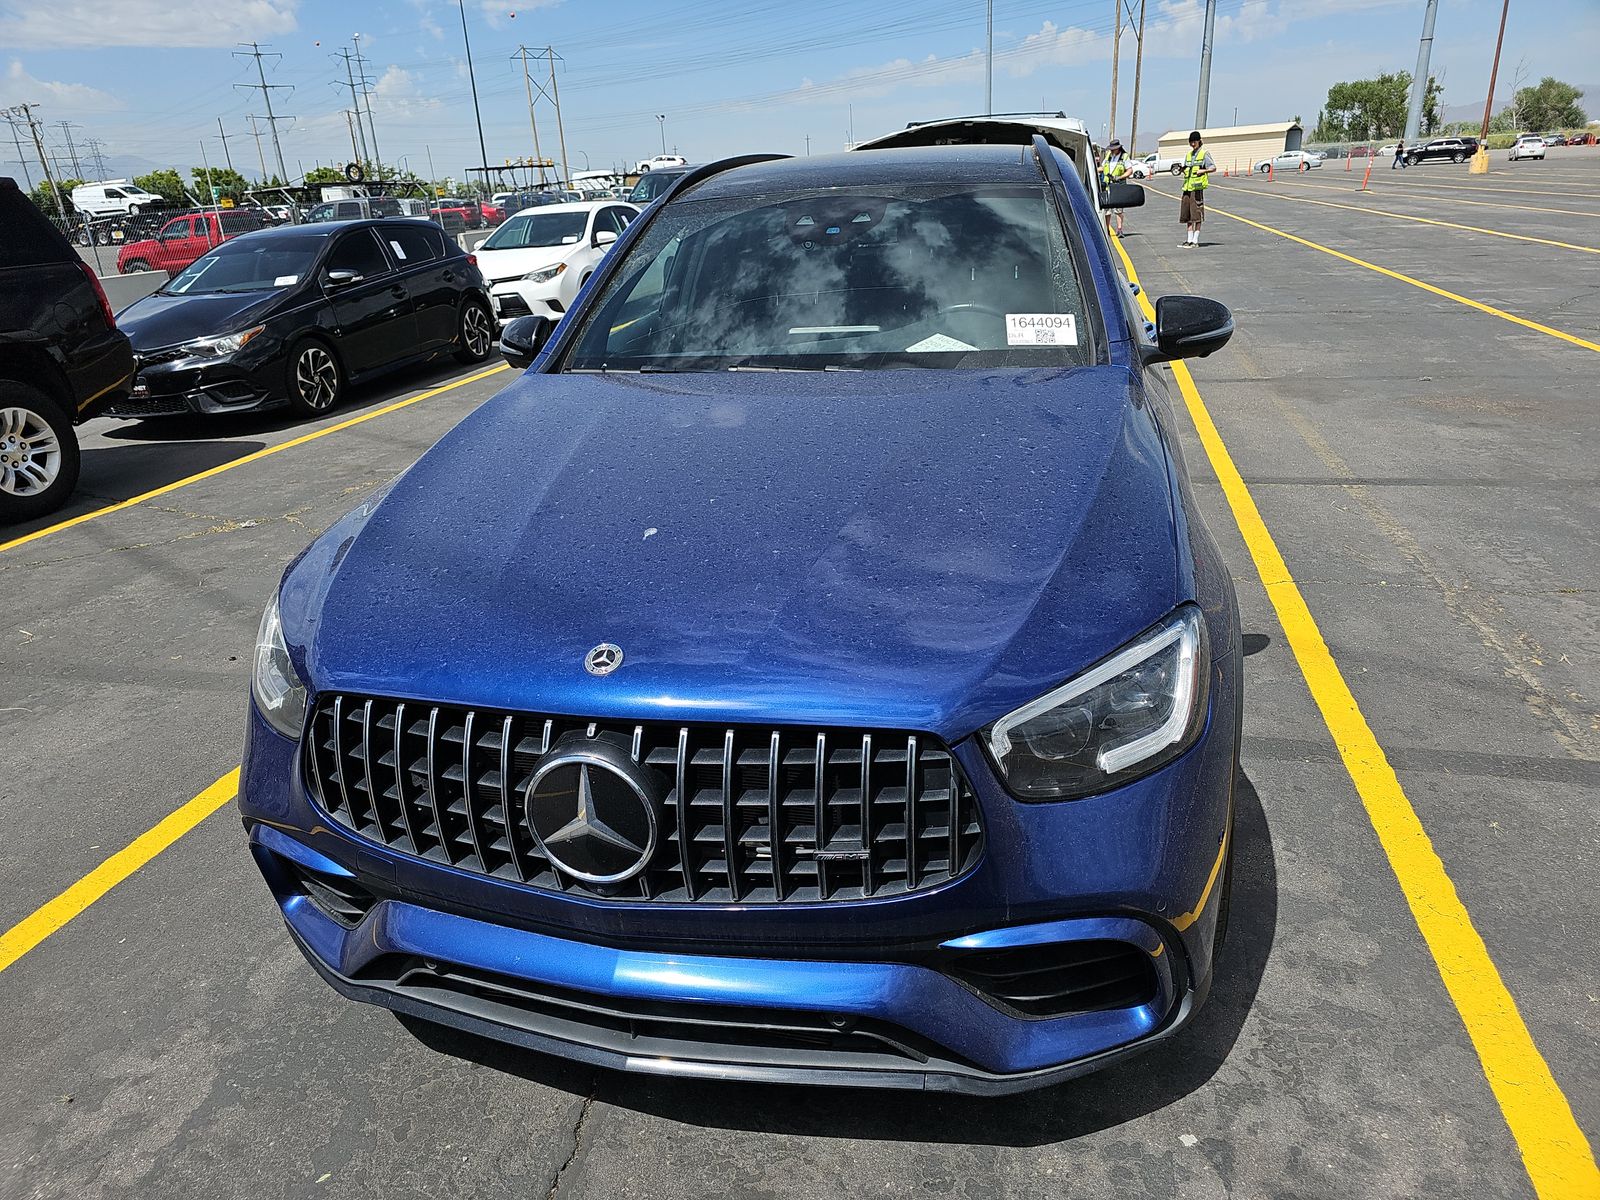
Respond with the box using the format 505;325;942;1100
1509;135;1547;162
71;180;164;217
635;155;687;174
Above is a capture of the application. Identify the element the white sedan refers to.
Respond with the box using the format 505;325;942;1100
635;154;687;174
1509;135;1547;161
476;201;640;325
1256;149;1324;173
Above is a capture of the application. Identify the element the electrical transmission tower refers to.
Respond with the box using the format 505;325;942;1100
84;136;108;181
511;45;551;187
3;103;66;216
53;121;84;178
234;42;292;183
351;33;383;180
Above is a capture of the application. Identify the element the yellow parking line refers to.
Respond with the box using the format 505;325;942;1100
1112;232;1598;1199
1223;177;1600;219
0;363;511;556
1141;187;1600;354
1214;185;1600;254
1339;174;1600;201
0;769;239;974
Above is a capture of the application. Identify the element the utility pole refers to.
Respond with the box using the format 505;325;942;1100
215;117;236;174
511;45;549;187
235;42;291;183
1128;0;1147;152
1194;0;1217;128
456;0;489;187
985;0;994;115
542;46;571;189
1404;0;1439;142
343;110;362;165
351;33;383;180
5;104;65;217
804;134;811;156
1109;0;1122;141
336;48;372;169
4;114;35;188
656;113;666;156
1473;0;1510;174
245;115;270;182
53;121;83;178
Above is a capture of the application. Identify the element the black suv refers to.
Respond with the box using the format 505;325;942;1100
1404;137;1481;165
0;177;136;522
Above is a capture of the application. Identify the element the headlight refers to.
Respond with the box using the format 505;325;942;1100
179;325;266;357
252;592;308;738
522;262;567;284
985;606;1209;799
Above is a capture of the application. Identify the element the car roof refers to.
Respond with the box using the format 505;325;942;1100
238;217;428;240
686;144;1040;202
506;200;625;218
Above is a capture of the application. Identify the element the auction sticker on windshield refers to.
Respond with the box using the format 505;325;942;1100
1006;313;1077;346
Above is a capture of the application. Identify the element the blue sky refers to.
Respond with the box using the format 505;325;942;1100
3;0;1596;184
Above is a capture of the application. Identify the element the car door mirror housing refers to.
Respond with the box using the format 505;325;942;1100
500;314;555;369
1099;181;1146;210
1149;294;1234;362
324;269;361;289
593;228;619;248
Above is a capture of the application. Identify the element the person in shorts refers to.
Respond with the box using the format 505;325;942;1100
1100;139;1131;237
1179;130;1215;248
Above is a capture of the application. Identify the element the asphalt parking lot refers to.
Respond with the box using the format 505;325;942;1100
2;148;1597;1199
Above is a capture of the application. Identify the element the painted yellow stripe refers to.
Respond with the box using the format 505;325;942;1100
1334;173;1600;201
1113;232;1599;1199
1219;185;1600;255
1;363;511;556
1140;187;1600;355
1228;176;1600;219
0;769;239;974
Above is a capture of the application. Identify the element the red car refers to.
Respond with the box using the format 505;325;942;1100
430;197;484;229
116;209;267;276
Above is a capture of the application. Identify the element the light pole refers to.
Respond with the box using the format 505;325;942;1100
656;114;666;155
457;0;490;183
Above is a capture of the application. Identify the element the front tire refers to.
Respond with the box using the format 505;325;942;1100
0;383;80;524
1451;151;1464;163
285;339;343;417
453;300;495;364
126;204;140;216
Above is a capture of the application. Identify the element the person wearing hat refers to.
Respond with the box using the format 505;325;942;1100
1179;130;1216;248
1100;139;1131;237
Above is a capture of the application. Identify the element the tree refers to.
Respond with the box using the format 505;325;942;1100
1314;71;1440;141
30;178;83;213
190;165;248;200
1421;76;1444;136
134;169;187;205
302;165;349;187
1513;77;1586;130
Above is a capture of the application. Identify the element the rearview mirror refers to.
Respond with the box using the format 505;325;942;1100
501;314;555;369
324;269;361;289
1150;295;1234;362
1099;181;1146;210
593;228;619;248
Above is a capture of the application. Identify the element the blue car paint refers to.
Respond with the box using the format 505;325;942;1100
240;144;1242;1092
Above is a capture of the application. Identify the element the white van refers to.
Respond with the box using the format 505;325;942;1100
72;180;164;218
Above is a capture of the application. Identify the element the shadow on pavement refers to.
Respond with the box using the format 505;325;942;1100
403;770;1279;1146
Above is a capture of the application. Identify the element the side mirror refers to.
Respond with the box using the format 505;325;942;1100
501;314;555;369
593;228;619;248
324;269;362;289
1099;181;1146;209
1151;295;1234;362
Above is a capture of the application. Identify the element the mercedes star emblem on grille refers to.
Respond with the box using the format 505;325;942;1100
584;643;623;675
524;743;658;884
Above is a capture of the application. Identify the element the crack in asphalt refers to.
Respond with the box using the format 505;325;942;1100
545;1092;596;1200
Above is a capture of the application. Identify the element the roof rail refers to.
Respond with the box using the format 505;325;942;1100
906;112;1069;128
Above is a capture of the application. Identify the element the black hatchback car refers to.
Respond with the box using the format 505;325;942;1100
0;176;135;522
113;219;493;419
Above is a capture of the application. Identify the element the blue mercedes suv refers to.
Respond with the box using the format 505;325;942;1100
241;140;1242;1093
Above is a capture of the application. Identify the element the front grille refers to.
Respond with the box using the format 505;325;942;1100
494;293;532;318
104;394;192;418
137;347;192;367
305;695;983;904
945;940;1159;1017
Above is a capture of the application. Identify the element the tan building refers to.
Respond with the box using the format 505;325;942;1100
1157;121;1304;175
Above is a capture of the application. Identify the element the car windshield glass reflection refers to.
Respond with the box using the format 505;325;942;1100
166;236;324;295
562;185;1088;371
482;211;590;250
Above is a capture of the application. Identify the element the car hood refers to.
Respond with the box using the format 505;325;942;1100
284;368;1182;739
117;288;285;348
475;245;573;284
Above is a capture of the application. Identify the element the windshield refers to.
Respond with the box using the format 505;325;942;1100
482;210;589;250
166;235;323;294
561;183;1089;372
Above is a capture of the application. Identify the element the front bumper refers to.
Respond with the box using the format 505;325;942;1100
110;348;283;418
490;280;564;324
240;658;1237;1092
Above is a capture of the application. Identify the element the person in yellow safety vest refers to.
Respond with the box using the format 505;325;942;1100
1100;139;1130;237
1179;130;1216;249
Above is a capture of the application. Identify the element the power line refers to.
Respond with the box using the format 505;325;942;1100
234;42;292;183
3;113;35;189
3;103;66;217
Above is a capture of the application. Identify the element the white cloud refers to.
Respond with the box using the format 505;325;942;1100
5;58;122;111
372;65;442;117
0;0;298;48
